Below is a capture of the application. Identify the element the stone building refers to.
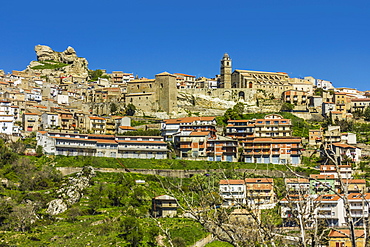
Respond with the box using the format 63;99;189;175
217;54;293;98
282;90;308;111
220;53;232;88
126;72;177;114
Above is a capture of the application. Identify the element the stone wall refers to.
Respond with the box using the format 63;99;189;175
179;88;257;104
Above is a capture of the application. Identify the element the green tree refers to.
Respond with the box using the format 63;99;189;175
219;102;245;125
125;103;136;116
364;106;370;121
314;88;324;97
36;145;43;157
0;138;18;168
280;102;294;112
88;69;110;82
110;102;118;114
8;204;37;232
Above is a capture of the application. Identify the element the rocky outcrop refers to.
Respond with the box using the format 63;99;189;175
24;45;89;82
46;166;95;215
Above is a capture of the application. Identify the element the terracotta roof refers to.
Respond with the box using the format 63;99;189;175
93;139;118;144
332;142;358;149
219;179;245;185
189;131;210;136
352;98;370;102
328;229;364;238
247;184;273;190
342;179;366;184
285;178;309;183
309;174;335;179
245;178;273;183
119;126;137;130
315;194;341;202
89;116;106;120
52;136;95;142
227;119;251;123
173;73;196;78
347;193;370;200
87;134;113;138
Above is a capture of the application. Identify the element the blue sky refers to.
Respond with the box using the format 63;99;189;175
1;0;370;91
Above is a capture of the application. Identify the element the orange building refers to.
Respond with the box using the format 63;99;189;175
242;137;301;165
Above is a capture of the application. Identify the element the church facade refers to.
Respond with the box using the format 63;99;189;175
220;53;293;98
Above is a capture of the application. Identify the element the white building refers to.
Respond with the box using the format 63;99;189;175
315;78;334;90
314;193;370;227
36;131;169;159
41;112;59;129
161;117;217;142
331;142;362;164
0;101;18;135
219;180;246;206
281;193;370;227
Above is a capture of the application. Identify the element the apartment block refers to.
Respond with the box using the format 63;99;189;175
161;116;217;142
245;178;275;205
242;137;301;165
285;178;310;194
88;116;106;134
37;132;168;159
226;114;292;141
219;180;246;206
219;178;275;207
206;136;238;162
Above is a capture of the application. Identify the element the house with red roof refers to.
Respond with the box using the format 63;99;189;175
328;229;364;247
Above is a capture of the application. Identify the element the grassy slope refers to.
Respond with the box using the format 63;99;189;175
1;172;208;246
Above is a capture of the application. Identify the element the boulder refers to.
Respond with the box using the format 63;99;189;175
24;45;89;81
35;45;58;61
46;166;95;215
46;199;68;215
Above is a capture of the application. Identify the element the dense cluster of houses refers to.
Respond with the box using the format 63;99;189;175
32;111;363;166
219;161;369;230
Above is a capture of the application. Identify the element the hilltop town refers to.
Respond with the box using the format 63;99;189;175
0;45;369;161
2;45;370;246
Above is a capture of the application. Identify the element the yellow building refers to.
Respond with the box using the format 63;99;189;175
328;229;364;247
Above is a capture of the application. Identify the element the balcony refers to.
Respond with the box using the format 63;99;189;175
350;213;367;218
118;146;167;152
350;205;367;210
315;214;336;219
317;206;333;211
55;144;96;149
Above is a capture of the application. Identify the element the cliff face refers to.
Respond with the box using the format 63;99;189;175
24;45;89;80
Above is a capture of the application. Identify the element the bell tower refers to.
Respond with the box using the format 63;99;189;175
220;53;232;88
